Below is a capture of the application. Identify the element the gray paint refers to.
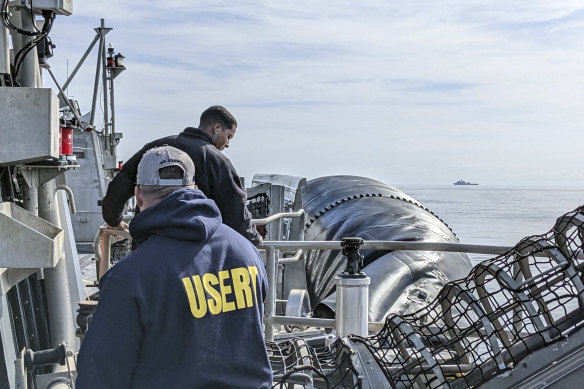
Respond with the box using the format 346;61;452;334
0;88;59;165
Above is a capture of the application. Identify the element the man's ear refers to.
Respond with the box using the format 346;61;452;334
135;186;143;208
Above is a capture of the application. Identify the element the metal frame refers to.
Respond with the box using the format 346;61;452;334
259;235;561;341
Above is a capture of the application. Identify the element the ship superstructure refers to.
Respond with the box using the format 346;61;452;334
454;179;479;185
0;2;123;386
1;1;82;387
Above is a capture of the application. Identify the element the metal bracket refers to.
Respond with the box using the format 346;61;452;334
18;164;79;188
341;237;364;276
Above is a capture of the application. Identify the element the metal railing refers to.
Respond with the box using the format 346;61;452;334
95;226;131;280
258;239;538;341
253;209;304;226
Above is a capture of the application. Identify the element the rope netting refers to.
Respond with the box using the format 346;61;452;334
248;193;270;219
270;206;584;388
268;337;360;388
350;206;584;388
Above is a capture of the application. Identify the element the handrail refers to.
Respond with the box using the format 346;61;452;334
259;240;583;258
260;240;513;255
95;226;131;280
56;185;77;214
278;250;303;264
253;209;304;226
261;237;584;340
102;227;131;239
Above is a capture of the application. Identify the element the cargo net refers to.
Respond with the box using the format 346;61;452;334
111;238;132;265
248;193;270;219
348;206;584;388
268;338;360;388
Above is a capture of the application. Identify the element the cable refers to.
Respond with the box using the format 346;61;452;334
1;0;43;36
1;1;55;78
12;10;54;78
15;11;54;64
13;35;44;73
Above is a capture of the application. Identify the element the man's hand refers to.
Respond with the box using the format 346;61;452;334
107;221;129;230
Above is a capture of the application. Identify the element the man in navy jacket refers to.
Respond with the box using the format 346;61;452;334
101;105;261;246
77;146;272;388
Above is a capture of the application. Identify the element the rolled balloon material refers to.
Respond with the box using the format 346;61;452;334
301;176;472;321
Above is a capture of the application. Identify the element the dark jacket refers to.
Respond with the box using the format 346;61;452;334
102;127;261;245
77;188;272;389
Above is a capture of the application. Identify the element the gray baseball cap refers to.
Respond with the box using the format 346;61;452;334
136;146;195;186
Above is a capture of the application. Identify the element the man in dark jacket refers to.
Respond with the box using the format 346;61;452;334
101;105;261;246
77;146;272;388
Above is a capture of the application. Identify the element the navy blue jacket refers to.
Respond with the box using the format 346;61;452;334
77;189;272;388
101;127;261;246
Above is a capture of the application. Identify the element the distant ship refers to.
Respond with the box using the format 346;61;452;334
453;179;478;186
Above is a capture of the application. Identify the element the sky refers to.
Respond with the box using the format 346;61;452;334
44;1;584;187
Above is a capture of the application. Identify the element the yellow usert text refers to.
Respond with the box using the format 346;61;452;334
181;266;260;318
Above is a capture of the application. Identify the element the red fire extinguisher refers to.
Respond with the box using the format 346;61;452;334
60;127;73;155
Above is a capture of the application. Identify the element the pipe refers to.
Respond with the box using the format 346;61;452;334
14;349;26;389
109;64;116;142
253;209;304;226
56;184;76;214
264;246;276;341
17;7;37;87
271;315;335;328
100;20;109;144
260;240;559;257
23;185;39;216
97;227;112;280
90;24;104;128
0;19;9;74
62;34;101;91
278;249;303;264
93;226;131;278
38;180;76;351
8;7;24;79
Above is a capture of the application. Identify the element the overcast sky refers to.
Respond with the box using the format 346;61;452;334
45;1;584;187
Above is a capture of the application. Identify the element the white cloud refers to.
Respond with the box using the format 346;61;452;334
42;0;584;187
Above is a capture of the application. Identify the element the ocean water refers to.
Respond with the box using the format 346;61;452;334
398;185;584;264
82;185;583;270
